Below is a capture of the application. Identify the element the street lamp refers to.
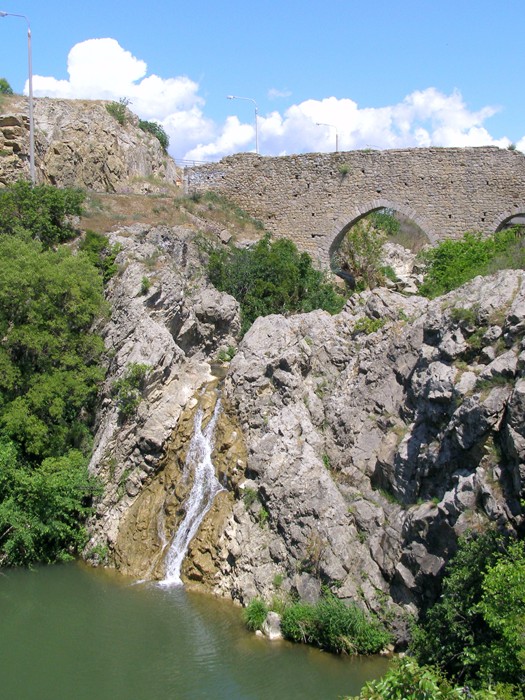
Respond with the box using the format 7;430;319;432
316;122;339;153
0;10;35;184
227;94;259;155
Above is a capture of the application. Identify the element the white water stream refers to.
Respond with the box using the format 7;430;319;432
160;400;224;586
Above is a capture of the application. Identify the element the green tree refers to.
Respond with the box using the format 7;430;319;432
0;77;13;95
138;119;170;151
0;179;84;247
411;531;525;693
335;217;387;290
208;234;345;335
0;181;107;566
0;440;100;566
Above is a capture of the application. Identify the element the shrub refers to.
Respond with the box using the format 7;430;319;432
138;119;170;151
0;179;84;247
112;363;150;419
347;657;488;700
207;234;345;336
243;598;268;631
140;276;151;295
281;595;391;655
411;530;525;692
336;218;386;290
79;229;121;282
0;77;13;95
418;227;524;298
106;98;131;125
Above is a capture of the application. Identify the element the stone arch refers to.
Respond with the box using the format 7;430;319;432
323;198;436;268
491;206;525;232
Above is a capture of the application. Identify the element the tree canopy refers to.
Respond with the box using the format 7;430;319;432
0;181;106;566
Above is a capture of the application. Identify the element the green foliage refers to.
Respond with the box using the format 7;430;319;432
0;236;106;458
78;229;121;283
418;227;524;298
140;276;151;295
242;487;258;508
348;657;495;700
216;346;237;363
0;179;84;247
112;363;150;419
353;317;386;335
0;440;101;566
138;119;170;151
207;234;345;335
0;77;13;95
336;218;386;290
243;598;268;631
281;594;391;655
411;531;525;692
105;98;131;125
0;181;107;567
369;209;401;237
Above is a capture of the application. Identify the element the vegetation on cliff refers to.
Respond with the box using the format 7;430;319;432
419;226;525;298
0;181;107;566
207;234;345;335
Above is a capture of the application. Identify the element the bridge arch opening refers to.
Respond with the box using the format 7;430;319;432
328;206;430;287
495;212;525;232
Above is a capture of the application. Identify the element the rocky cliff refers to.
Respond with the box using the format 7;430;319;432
0;95;179;192
85;219;524;643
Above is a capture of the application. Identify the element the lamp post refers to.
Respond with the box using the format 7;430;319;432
316;122;339;153
227;94;259;155
0;10;35;184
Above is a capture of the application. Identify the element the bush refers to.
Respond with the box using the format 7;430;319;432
138;119;170;151
418;227;524;298
208;234;345;335
79;229;121;282
347;657;495;700
112;363;150;419
336;218;386;290
0;179;84;247
280;595;391;655
106;98;131;125
243;598;268;631
411;530;525;692
0;77;13;95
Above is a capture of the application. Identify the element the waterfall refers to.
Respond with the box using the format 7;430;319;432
159;399;224;586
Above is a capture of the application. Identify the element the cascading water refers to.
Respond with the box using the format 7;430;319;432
160;399;224;586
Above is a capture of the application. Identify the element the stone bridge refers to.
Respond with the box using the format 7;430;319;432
184;147;525;267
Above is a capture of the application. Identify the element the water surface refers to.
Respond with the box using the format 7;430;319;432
0;564;389;700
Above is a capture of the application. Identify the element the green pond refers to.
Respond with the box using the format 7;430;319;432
0;563;389;700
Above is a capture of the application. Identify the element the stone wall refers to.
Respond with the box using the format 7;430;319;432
185;148;525;266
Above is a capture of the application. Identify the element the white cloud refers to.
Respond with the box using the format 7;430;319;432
32;39;512;161
268;88;292;99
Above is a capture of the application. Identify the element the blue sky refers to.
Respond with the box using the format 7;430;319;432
1;0;524;161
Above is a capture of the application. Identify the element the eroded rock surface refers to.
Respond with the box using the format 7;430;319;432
1;96;179;191
86;222;524;645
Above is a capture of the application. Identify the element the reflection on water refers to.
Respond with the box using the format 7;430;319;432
0;564;389;700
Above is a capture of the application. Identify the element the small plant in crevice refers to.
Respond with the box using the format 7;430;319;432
258;506;269;528
242;487;258;508
140;276;151;295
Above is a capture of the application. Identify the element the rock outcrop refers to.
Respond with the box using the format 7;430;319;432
1;96;179;192
86;219;524;645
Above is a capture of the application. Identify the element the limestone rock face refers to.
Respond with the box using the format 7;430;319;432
208;270;524;633
1;96;179;192
84;224;241;574
85;220;524;646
